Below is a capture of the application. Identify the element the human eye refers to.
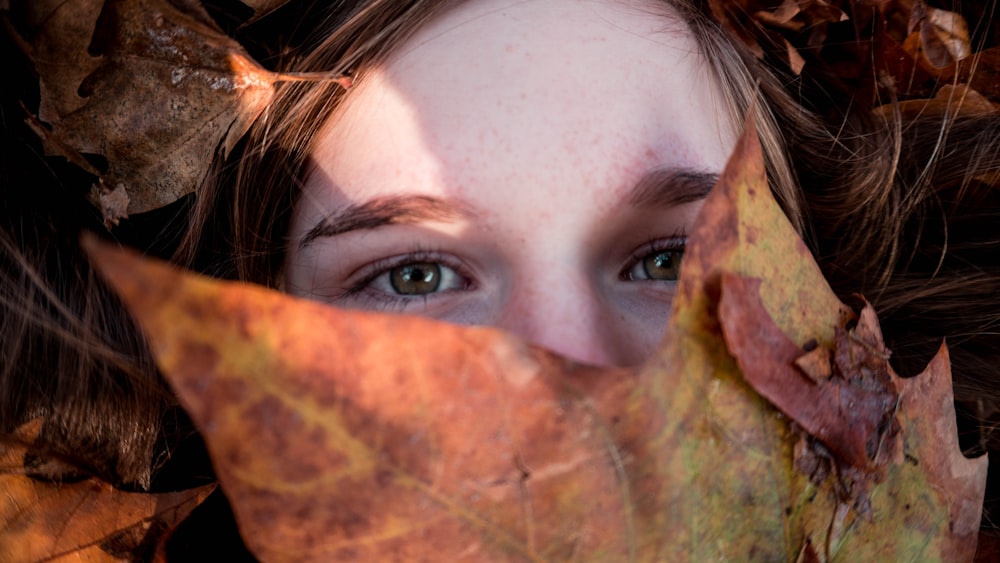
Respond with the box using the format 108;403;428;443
621;237;686;282
337;251;472;310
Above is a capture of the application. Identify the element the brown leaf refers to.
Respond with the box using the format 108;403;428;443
896;344;989;553
794;342;832;384
0;420;215;562
236;0;292;25
876;32;942;100
710;0;847;74
718;273;987;557
957;46;1000;102
785;37;807;74
719;275;899;493
754;0;804;30
26;0;277;224
26;0;104;121
904;1;971;69
880;84;1000;120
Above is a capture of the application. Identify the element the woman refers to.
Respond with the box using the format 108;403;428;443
3;0;1000;555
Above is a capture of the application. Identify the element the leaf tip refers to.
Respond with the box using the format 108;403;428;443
82;232;181;319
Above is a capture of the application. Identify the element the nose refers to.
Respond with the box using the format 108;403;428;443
495;276;641;367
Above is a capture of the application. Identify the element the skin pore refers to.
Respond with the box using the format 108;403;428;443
285;0;737;367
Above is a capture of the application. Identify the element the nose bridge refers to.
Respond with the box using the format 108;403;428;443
498;266;624;366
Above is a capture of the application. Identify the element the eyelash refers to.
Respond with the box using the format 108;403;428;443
337;248;473;309
619;234;687;281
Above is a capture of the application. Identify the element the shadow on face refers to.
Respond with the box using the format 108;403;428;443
284;0;737;367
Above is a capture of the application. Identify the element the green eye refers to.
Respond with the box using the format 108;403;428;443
642;250;681;281
625;247;684;282
390;262;441;294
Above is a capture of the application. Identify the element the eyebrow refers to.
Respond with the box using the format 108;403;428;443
299;195;466;249
627;168;719;208
298;167;718;249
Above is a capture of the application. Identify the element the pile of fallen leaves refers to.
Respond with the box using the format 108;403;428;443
711;0;1000;107
1;0;997;560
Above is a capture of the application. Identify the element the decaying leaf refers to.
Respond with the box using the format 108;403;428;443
719;272;987;553
87;115;988;561
719;277;898;479
957;46;1000;103
708;0;846;74
26;0;104;121
903;0;971;69
18;0;278;225
0;420;215;562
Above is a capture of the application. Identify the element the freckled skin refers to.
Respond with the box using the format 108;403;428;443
286;0;737;366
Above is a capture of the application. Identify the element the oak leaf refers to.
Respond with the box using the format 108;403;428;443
87;115;987;561
19;0;277;225
0;420;215;562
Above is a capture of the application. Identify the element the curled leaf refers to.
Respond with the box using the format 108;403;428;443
0;420;215;562
903;1;971;69
23;0;278;224
719;276;899;477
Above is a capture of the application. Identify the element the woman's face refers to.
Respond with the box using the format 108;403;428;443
286;0;737;366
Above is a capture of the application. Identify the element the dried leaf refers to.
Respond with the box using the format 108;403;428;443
710;0;846;75
27;0;104;121
958;46;1000;102
880;84;1000;120
720;278;898;476
25;0;277;224
754;0;804;31
903;1;971;69
785;37;806;74
237;0;292;25
795;343;833;384
88;113;988;560
0;420;215;562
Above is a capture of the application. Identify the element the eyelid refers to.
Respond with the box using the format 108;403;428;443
341;249;475;298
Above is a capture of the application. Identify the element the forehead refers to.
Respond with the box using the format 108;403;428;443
310;0;734;209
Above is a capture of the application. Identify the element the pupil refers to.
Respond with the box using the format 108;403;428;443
390;262;441;295
643;251;681;280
